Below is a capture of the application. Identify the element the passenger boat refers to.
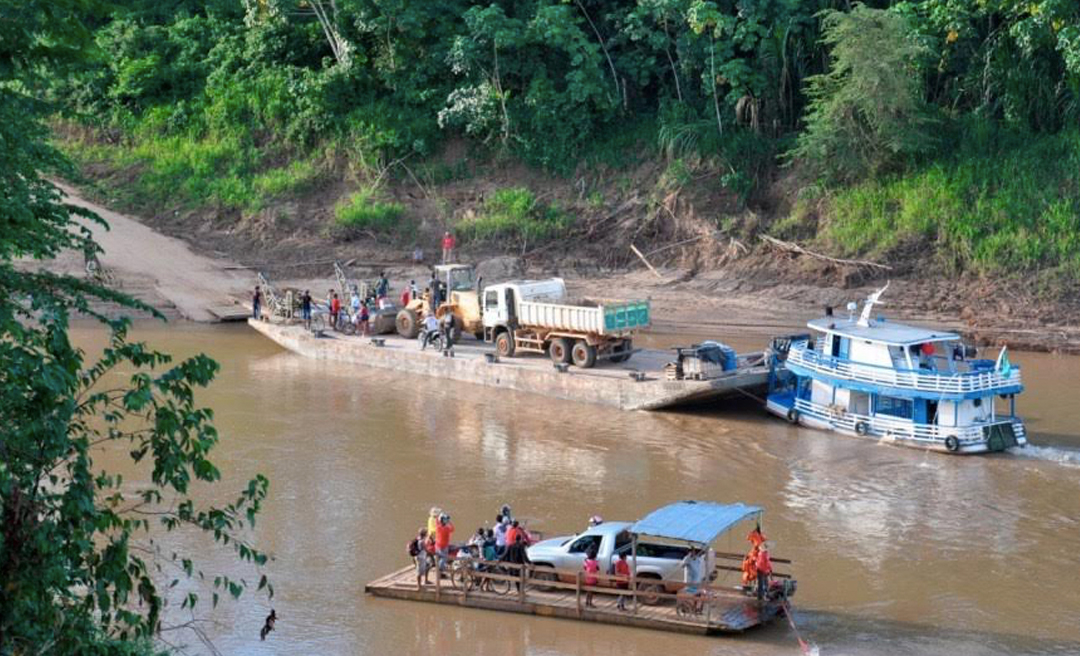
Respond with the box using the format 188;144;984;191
766;285;1026;454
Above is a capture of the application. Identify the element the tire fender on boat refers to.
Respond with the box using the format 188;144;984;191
944;436;960;452
855;421;870;436
786;408;799;424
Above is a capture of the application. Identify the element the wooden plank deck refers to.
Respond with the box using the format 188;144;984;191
365;565;782;636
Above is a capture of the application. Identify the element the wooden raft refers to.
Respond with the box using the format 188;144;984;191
364;560;786;636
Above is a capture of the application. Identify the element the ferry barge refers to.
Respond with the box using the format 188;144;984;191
766;287;1026;454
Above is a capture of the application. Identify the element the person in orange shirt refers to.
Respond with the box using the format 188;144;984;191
434;513;455;573
505;520;521;547
614;552;631;611
755;542;774;601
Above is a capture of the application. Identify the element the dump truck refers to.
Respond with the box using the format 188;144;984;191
395;263;482;339
481;278;649;368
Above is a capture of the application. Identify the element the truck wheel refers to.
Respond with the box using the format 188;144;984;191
495;331;516;357
531;564;558;592
549;337;571;364
396;309;419;338
611;339;633;363
571;341;597;368
636;576;663;606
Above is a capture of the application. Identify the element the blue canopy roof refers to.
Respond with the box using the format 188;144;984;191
630;501;762;545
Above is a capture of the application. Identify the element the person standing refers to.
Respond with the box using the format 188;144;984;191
494;516;509;557
502;533;531;592
252;285;262;320
421;313;440;350
409;528;431;589
614;551;631;610
441;231;456;264
434;513;455;573
755;542;773;601
376;272;389;300
412;245;424;264
330;292;341;331
583;547;600;608
441;311;456;352
300;289;312;328
409;279;419;299
358;301;370;336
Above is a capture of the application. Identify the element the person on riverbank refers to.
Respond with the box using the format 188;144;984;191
330;292;341;330
376;272;389;301
412;245;424;264
435;513;454;572
441;231;456;264
583;547;600;608
300;290;312;328
252;285;262;320
410;280;419;300
614;552;631;611
350;286;361;318
441;310;456;352
358;301;370;336
410;528;431;589
421;313;439;350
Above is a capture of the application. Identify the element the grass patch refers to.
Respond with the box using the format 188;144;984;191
457;187;572;245
820;124;1080;277
333;188;405;236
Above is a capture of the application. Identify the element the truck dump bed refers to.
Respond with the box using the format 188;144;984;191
517;300;650;336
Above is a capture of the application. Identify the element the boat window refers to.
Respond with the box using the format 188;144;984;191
875;395;913;419
568;535;603;554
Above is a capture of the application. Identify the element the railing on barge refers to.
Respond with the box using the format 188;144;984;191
786;344;1022;396
368;552;794;633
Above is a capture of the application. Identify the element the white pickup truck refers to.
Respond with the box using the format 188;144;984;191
481;278;649;368
525;521;715;603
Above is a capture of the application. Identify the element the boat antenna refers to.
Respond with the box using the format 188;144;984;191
857;281;890;327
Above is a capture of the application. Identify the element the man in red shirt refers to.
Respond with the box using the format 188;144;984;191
441;231;456;264
435;513;455;573
755;543;773;601
330;291;341;330
614;552;631;610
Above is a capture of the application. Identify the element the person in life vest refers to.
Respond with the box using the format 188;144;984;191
741;524;766;588
755;541;774;601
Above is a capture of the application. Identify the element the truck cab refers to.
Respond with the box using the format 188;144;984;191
481;279;567;333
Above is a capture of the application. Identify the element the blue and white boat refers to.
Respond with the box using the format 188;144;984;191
766;285;1026;454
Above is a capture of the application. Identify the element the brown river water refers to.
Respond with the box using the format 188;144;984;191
75;322;1080;656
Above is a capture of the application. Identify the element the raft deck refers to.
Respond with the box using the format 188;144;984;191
364;560;786;636
249;319;772;411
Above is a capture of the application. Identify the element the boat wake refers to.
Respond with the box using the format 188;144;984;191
1009;444;1080;468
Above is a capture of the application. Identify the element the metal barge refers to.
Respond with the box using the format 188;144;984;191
248;319;771;412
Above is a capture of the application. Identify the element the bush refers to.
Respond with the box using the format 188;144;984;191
458;187;572;245
333;188;406;236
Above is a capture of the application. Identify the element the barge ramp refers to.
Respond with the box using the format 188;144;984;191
248;319;771;411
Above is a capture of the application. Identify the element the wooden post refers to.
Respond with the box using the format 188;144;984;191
630;244;663;279
519;563;527;604
575;571;582;617
435;563;441;602
631;533;639;614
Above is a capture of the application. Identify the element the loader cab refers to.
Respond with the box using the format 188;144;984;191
435;264;477;292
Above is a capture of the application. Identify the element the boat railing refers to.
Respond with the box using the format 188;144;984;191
787;343;1021;395
792;398;1025;446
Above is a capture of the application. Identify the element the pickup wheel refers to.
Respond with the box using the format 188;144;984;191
548;337;571;364
531;564;558;592
636;576;664;606
495;331;516;357
571;340;597;368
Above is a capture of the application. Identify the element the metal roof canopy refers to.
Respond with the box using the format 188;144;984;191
807;317;960;346
630;501;762;546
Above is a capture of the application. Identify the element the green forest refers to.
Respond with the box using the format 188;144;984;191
46;0;1080;282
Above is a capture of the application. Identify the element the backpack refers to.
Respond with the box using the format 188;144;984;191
407;539;420;558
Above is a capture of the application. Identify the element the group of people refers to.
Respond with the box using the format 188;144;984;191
408;505;533;590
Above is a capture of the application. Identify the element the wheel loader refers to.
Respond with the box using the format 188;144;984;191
395;264;482;340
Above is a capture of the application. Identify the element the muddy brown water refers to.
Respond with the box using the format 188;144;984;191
75;322;1080;655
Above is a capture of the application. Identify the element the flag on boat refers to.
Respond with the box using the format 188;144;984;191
995;346;1011;376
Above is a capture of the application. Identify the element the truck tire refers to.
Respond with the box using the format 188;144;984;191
549;337;571;364
396;309;419;338
531;564;558;591
571;340;597;368
610;339;633;363
495;331;516;357
636;575;664;606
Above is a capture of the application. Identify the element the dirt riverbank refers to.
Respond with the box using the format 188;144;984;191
33;184;1080;353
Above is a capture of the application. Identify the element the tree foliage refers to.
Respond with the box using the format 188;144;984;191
1;2;271;653
792;4;938;182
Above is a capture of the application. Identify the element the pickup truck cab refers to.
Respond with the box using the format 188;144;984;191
526;521;715;602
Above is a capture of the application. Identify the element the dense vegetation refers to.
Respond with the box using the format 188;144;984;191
2;1;271;653
51;0;1080;279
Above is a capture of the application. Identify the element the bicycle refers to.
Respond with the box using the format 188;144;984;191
449;556;512;596
675;587;719;618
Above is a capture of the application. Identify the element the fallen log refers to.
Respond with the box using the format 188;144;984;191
758;234;891;271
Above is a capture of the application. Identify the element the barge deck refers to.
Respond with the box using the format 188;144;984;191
364;564;783;635
248;319;771;411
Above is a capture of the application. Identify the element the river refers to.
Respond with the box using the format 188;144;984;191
77;322;1080;656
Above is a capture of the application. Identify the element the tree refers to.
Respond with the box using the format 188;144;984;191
0;1;271;653
790;4;937;182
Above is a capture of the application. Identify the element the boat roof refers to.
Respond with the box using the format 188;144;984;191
807;317;960;346
630;501;761;545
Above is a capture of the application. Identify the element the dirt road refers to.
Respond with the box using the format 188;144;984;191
45;183;252;321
